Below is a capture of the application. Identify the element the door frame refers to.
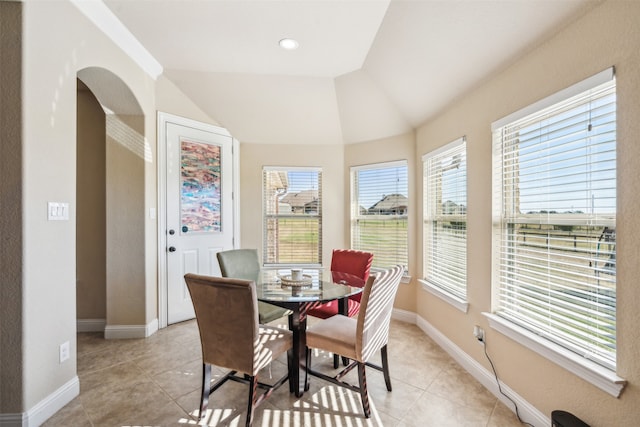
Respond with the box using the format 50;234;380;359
157;112;240;329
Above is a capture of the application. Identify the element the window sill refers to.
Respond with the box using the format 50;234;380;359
419;279;469;313
483;313;627;398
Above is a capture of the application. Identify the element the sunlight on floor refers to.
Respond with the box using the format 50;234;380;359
177;384;387;427
43;320;525;427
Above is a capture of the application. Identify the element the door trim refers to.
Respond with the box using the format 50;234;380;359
157;112;240;329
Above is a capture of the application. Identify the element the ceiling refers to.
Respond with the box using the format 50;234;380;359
103;0;596;145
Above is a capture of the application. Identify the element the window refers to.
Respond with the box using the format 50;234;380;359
492;68;616;370
351;161;408;270
263;167;322;266
423;137;467;303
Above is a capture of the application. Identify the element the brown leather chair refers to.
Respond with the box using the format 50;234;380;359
304;265;404;418
184;273;293;426
216;248;291;323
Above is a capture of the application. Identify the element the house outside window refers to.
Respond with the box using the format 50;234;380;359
263;167;322;266
422;137;467;307
351;161;408;271
491;68;617;371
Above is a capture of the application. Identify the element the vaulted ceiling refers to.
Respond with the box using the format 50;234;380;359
103;0;596;145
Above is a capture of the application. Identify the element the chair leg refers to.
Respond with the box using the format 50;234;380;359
380;345;392;391
246;375;258;427
333;353;350;368
305;348;311;391
199;364;211;420
357;362;371;418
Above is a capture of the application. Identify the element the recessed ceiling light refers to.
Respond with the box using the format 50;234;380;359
279;38;299;50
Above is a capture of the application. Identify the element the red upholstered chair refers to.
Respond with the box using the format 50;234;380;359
307;249;374;319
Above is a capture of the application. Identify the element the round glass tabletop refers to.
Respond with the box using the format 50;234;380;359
256;269;364;303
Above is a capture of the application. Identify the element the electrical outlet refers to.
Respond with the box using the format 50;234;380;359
59;341;70;363
473;325;485;343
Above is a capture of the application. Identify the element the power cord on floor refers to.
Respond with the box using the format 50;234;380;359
481;337;535;427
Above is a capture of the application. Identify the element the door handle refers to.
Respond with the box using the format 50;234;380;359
168;229;175;235
168;246;176;253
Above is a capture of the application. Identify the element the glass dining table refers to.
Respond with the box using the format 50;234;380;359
255;269;365;397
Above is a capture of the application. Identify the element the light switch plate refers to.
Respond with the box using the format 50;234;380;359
48;202;69;221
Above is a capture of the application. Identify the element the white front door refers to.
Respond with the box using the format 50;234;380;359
163;117;234;324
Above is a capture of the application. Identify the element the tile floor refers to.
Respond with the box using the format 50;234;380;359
43;318;525;427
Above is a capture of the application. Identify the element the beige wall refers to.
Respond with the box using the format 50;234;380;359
76;86;107;320
3;0;221;414
415;1;640;425
17;0;158;410
344;132;417;313
156;75;218;126
105;114;147;325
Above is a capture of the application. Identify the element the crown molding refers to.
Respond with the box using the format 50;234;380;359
70;0;163;79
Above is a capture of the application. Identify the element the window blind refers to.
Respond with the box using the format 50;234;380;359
263;167;322;266
492;70;616;370
351;161;408;270
423;137;467;300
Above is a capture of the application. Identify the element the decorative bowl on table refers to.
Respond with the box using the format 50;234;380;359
279;274;313;288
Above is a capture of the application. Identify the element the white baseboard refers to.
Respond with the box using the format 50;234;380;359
1;319;160;426
416;316;549;427
147;318;159;336
76;318;106;332
0;376;80;427
392;307;418;324
104;318;158;339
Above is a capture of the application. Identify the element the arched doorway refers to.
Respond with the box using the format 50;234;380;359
76;67;148;336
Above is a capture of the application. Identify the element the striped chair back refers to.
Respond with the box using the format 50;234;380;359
355;265;404;362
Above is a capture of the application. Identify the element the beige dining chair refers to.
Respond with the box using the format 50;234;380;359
304;265;404;418
307;248;374;368
216;248;291;323
184;273;293;427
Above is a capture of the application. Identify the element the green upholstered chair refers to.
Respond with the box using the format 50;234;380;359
216;249;291;324
184;274;292;426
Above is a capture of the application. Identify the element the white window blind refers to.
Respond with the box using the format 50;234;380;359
263;167;322;266
351;161;408;270
423;137;467;300
492;69;616;370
